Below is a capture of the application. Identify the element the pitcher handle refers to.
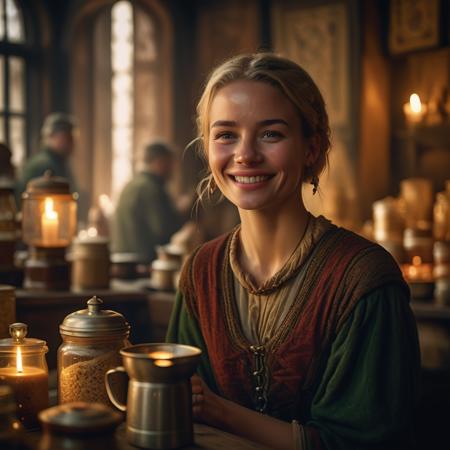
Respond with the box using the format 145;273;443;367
105;366;127;412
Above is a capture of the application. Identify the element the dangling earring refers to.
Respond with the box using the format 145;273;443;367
208;176;216;195
311;175;319;195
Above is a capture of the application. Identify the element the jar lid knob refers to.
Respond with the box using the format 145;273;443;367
87;296;103;314
9;323;28;343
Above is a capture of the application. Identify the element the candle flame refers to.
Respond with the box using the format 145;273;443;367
409;94;422;113
44;197;58;220
412;256;422;266
16;346;23;373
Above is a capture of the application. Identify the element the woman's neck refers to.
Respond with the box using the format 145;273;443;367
237;197;310;286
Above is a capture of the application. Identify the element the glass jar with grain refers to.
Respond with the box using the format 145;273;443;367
57;296;130;406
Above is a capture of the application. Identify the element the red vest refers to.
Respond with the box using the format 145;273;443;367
180;226;407;422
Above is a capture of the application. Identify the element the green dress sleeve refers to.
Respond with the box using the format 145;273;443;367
305;284;421;450
166;291;219;394
166;285;420;450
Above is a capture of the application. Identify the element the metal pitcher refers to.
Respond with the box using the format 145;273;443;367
105;343;201;449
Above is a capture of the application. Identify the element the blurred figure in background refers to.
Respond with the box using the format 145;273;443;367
112;141;184;263
16;112;78;201
16;113;88;219
18;113;77;196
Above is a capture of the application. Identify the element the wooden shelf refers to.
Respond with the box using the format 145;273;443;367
411;301;450;320
395;123;450;147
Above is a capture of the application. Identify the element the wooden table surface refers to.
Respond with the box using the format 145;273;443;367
24;422;271;450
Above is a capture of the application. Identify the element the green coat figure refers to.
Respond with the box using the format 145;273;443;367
112;142;183;263
17;113;78;201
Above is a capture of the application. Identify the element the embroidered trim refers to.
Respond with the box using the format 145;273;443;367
221;226;340;354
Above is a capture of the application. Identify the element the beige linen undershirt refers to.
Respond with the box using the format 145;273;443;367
229;214;333;346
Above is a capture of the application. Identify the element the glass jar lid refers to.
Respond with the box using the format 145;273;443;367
39;402;122;435
0;323;48;354
59;296;130;338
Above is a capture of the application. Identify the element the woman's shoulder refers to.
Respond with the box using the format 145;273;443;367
318;219;399;270
187;228;237;267
313;219;407;295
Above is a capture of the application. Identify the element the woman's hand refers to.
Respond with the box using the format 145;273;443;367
191;374;224;427
190;374;296;449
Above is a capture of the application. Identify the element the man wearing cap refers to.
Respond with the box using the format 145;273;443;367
112;141;184;263
17;112;78;199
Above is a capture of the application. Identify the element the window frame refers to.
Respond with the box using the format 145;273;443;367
0;0;38;167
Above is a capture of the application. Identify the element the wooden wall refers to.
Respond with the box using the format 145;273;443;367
30;0;450;224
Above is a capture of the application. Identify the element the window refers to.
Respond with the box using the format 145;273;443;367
0;0;27;168
111;1;134;199
71;0;173;207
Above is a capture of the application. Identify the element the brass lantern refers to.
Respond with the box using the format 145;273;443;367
22;171;77;290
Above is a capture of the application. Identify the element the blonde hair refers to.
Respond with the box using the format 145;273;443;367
195;52;331;200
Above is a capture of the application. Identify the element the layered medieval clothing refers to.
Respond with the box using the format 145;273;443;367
167;215;420;450
112;172;183;263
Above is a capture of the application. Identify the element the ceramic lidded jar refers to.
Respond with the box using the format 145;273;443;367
38;402;122;450
57;296;130;406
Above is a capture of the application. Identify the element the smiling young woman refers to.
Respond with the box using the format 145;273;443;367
167;53;420;450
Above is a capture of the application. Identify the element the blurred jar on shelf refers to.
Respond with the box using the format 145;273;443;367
434;241;450;306
433;181;450;241
399;178;433;230
372;196;405;263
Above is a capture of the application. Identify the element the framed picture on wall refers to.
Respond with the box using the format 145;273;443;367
389;0;441;55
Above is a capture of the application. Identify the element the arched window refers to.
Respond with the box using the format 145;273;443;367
0;0;27;167
71;0;173;209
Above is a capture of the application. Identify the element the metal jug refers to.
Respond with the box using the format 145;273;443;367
105;343;201;449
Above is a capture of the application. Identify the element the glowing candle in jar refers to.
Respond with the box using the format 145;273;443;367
149;350;174;368
403;93;427;124
41;197;59;246
0;345;49;429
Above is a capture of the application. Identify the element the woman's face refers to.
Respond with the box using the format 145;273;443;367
207;80;310;212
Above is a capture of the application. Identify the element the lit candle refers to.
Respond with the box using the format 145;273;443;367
0;346;49;429
403;93;427;124
41;197;59;246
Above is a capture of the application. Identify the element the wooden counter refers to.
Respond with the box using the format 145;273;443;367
24;422;270;450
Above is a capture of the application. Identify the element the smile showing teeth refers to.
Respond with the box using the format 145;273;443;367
233;175;270;184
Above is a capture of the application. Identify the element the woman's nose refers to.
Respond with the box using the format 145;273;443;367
233;139;263;165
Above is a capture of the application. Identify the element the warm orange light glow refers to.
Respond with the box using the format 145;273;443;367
149;351;173;360
44;198;57;219
409;94;422;113
41;197;59;245
154;360;174;367
403;93;426;124
16;346;23;373
402;255;433;282
412;255;422;266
